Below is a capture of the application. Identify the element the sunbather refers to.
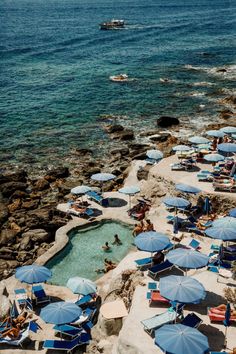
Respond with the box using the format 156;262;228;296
143;219;155;232
72;205;87;213
132;222;144;236
12;312;28;327
152;251;164;265
0;323;21;339
212;304;236;316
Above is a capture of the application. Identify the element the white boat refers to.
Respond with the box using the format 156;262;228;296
109;74;128;82
100;19;125;30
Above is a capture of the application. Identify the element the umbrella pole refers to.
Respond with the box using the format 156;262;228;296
224;326;228;348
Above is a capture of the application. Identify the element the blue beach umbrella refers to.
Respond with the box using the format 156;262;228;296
172;145;191;152
205;226;236;241
218;143;236;153
91;173;116;182
220;126;236;134
119;185;141;208
211;216;236;228
40;301;82;325
146;149;163;160
15;265;52;284
204;153;225;163
159;275;206;304
67;277;96;296
232;134;236;140
197;143;210;150
166;249;209;272
229;208;236;218
155;324;209;354
134;231;170;253
175;183;201;194
163;197;190;209
206;130;224;138
71;185;91;195
188;136;210;144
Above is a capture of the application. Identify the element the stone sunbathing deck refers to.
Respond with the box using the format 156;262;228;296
1;157;236;353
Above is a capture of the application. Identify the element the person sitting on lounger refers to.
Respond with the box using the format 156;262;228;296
132;222;144;236
214;304;236;316
152;251;164;265
112;234;122;245
12;312;28;327
144;219;155;232
0;323;21;339
102;242;111;251
196;220;207;231
72;205;87;213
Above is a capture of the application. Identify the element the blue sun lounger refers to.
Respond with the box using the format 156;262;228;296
75;294;93;307
43;332;90;353
135;257;153;269
53;324;83;338
148;260;173;279
0;326;30;347
141;309;178;336
32;285;50;305
181;312;202;328
87;191;109;207
14;288;33;310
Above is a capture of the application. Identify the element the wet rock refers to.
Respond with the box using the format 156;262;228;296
0;182;28;197
0;170;27;185
219;109;235;120
34;178;50;191
105;124;124;133
157;116;180;128
110;147;129;156
112;129;134;141
139;129;160;137
46;167;69;179
149;133;171;142
0;229;16;246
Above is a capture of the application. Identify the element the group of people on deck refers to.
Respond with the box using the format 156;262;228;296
132;219;155;236
0;311;29;339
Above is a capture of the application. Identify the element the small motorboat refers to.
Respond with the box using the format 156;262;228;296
109;74;128;82
100;19;125;30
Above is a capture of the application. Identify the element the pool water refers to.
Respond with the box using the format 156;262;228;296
46;220;134;285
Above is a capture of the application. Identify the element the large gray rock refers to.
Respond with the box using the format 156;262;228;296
21;229;49;243
0;203;8;225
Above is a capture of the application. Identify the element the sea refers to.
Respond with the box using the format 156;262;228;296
0;0;235;172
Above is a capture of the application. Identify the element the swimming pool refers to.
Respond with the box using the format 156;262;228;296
46;220;134;285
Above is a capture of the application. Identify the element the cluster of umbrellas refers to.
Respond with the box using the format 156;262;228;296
15;264;96;325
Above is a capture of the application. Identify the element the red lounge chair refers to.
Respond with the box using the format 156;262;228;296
148;291;170;305
208;308;236;322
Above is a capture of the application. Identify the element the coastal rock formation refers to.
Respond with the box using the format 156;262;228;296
157;116;180;128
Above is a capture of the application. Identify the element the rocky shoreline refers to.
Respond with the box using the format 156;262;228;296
0;100;235;280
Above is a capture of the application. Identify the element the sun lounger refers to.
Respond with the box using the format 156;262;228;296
181;238;201;250
135;257;153;269
0;327;30;347
14;288;32;310
67;208;94;218
148;260;173;279
170;163;186;171
148;290;170;306
32;285;50;305
75;294;93;307
80;321;93;333
208;307;236;323
141;309;178;336
43;332;90;353
213;182;236;192
180;312;202;328
87;191;109;207
53;324;83;338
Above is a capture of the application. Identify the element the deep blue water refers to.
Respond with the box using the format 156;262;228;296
0;0;235;169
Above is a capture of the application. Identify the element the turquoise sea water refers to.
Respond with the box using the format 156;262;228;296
46;220;134;284
0;0;235;168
